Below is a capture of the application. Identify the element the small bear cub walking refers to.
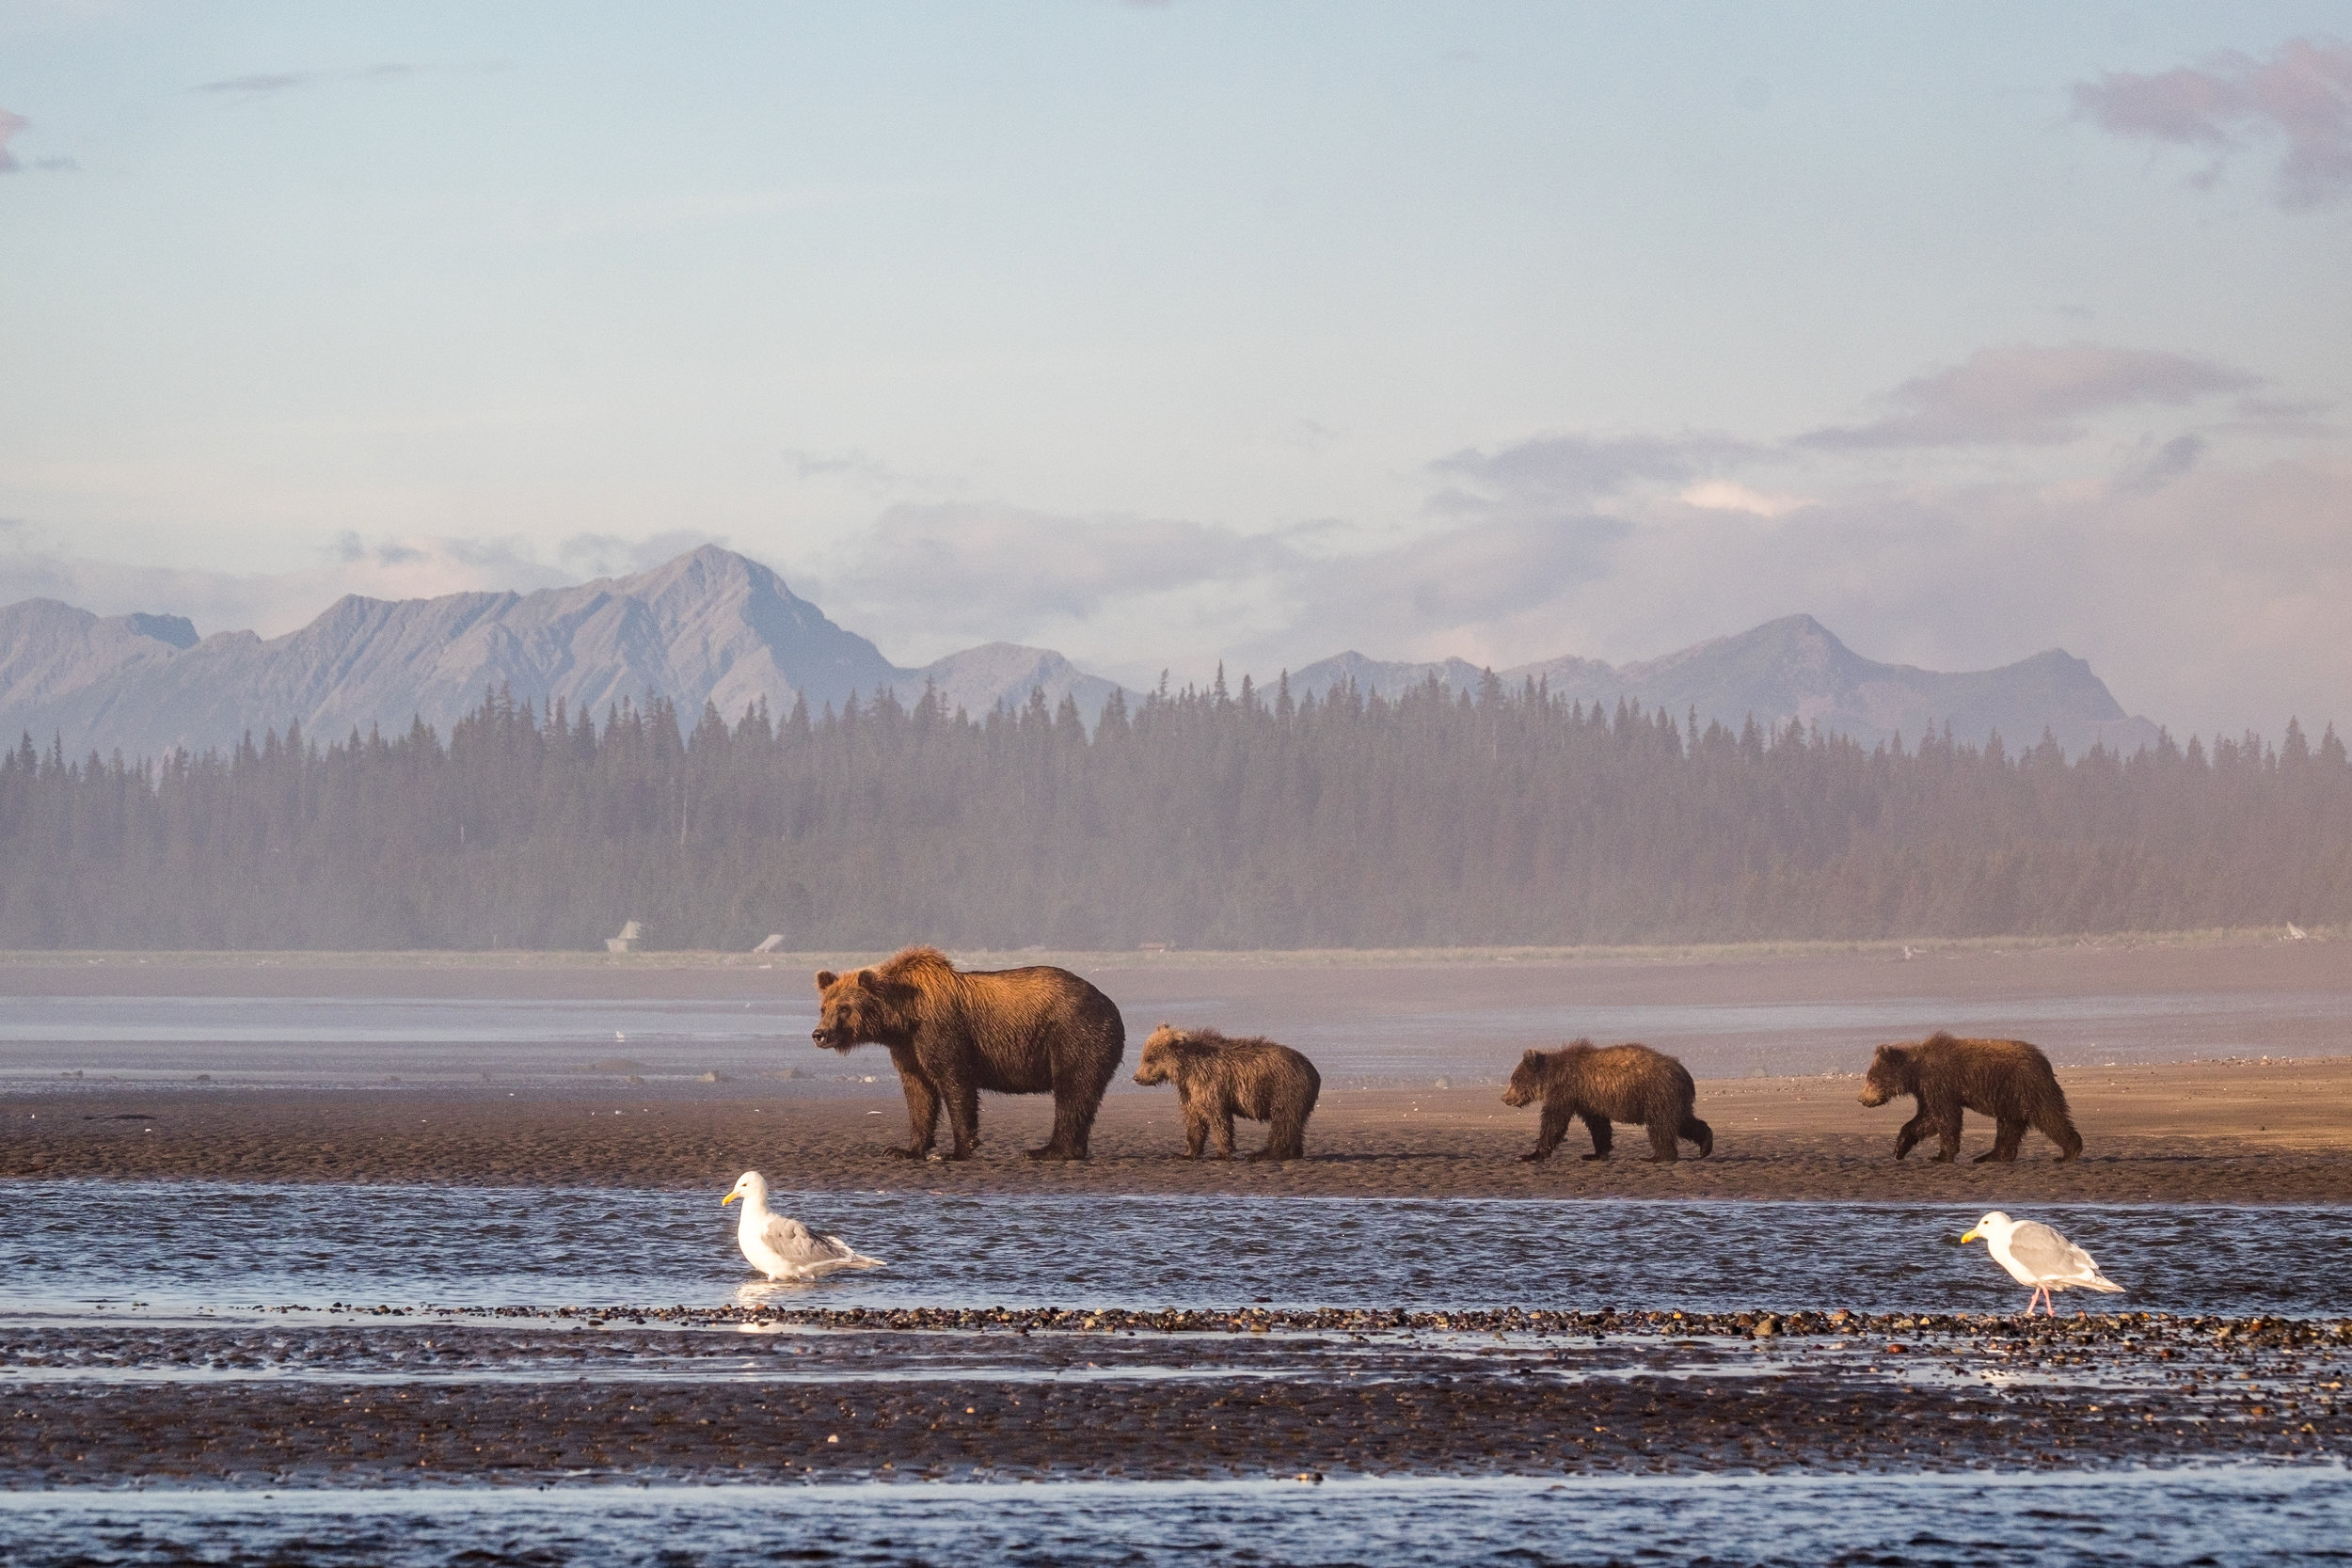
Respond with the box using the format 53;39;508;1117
1502;1040;1713;1164
1134;1024;1322;1161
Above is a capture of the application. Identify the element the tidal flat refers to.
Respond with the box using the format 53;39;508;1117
3;940;2349;1563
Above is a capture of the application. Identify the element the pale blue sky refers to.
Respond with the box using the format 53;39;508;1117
3;2;2348;734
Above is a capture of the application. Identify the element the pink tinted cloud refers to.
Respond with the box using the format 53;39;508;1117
1797;342;2253;450
2074;37;2352;207
0;107;25;173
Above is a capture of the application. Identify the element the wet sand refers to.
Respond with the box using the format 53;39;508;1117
8;1053;2352;1200
5;1310;2344;1486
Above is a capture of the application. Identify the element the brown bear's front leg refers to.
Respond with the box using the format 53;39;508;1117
1579;1112;1614;1162
1211;1098;1238;1159
1180;1085;1213;1157
1522;1102;1572;1161
1976;1117;2026;1163
889;1056;940;1160
1894;1102;1931;1160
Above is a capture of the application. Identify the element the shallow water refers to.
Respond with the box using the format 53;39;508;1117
5;1182;2343;1321
2;986;2342;1087
4;1469;2347;1567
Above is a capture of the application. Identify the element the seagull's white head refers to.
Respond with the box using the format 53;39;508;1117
722;1170;768;1208
1959;1211;2012;1245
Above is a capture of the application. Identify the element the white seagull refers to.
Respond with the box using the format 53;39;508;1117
721;1171;884;1282
1960;1211;2124;1316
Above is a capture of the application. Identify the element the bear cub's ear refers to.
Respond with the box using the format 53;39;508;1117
814;970;838;990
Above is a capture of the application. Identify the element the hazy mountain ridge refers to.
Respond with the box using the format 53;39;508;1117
1289;614;2159;756
0;547;1120;761
1;546;2158;761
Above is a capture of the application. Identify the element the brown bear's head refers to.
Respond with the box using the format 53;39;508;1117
810;967;917;1053
1132;1023;1184;1085
1857;1043;1913;1106
1501;1048;1552;1108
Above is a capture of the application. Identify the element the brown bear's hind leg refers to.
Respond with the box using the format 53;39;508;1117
1643;1120;1679;1163
1975;1117;2026;1163
1252;1111;1308;1162
1580;1112;1614;1162
1680;1116;1713;1158
1028;1053;1116;1162
2038;1107;2084;1162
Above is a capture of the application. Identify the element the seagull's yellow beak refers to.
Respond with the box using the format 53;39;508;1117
721;1192;739;1206
1959;1227;1979;1243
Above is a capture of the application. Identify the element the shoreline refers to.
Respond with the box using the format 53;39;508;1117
9;1055;2352;1200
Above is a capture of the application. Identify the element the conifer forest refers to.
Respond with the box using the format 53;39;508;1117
2;675;2345;952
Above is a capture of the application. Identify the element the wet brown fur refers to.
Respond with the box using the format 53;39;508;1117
1857;1032;2082;1163
1133;1025;1322;1161
812;947;1124;1162
1501;1040;1712;1164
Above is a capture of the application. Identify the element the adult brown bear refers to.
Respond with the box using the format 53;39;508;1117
1133;1024;1322;1161
1858;1033;2082;1163
1502;1040;1712;1164
812;947;1124;1162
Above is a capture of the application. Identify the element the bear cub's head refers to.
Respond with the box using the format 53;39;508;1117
810;967;916;1053
1857;1043;1914;1106
1133;1024;1186;1085
1500;1048;1555;1108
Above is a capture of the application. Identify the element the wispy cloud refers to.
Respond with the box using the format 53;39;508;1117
190;60;504;98
1429;432;1760;513
2074;37;2352;207
0;106;24;172
1796;343;2254;450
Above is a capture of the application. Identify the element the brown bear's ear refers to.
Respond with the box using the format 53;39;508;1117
814;971;838;990
855;969;882;992
1522;1048;1541;1063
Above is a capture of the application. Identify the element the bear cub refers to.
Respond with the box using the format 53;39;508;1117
1858;1032;2082;1163
1502;1040;1712;1164
1133;1025;1322;1161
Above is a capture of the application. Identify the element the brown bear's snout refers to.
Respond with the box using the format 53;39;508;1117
1857;1084;1888;1106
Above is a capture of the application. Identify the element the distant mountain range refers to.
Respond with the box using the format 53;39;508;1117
0;545;2158;761
1288;615;2161;757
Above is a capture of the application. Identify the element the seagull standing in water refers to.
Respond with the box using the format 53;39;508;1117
1960;1211;2123;1316
721;1171;885;1282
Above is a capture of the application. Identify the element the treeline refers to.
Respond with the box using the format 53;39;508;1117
1;673;2347;950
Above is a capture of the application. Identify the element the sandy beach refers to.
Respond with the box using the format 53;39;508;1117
8;1053;2352;1200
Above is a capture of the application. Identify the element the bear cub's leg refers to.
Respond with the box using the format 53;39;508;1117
1976;1117;2026;1163
1579;1111;1614;1162
1679;1116;1713;1158
1522;1102;1572;1162
1179;1082;1214;1158
1930;1109;1964;1163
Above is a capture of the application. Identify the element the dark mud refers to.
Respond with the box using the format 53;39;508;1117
5;1310;2344;1488
9;1070;2352;1200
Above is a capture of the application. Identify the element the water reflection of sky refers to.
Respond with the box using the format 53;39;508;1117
4;1182;2341;1321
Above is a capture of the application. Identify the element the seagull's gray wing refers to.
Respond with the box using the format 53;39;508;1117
757;1213;846;1267
2006;1221;2101;1282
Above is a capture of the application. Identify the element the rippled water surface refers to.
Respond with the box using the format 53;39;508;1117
6;1181;2344;1319
3;1470;2347;1567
